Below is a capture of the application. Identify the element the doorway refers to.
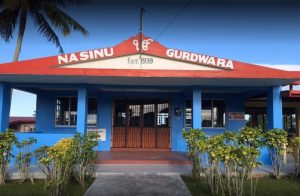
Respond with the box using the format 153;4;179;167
112;98;171;150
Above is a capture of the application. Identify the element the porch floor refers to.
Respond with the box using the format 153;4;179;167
95;151;191;165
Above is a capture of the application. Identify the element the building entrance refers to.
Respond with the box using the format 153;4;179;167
112;98;171;150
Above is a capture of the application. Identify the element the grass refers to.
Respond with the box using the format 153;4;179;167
181;175;300;196
0;178;94;196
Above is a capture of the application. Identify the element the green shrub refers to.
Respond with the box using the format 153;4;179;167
0;129;17;185
289;137;300;178
182;127;263;196
35;132;98;195
264;129;288;179
35;138;76;196
15;137;37;184
182;129;205;181
72;131;98;187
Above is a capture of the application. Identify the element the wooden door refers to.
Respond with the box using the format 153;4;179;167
112;99;170;149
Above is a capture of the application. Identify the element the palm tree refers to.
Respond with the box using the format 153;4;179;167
0;0;91;62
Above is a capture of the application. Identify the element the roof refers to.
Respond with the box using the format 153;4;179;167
292;79;300;85
0;33;300;86
9;117;35;125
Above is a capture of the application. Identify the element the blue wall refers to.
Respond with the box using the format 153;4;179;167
31;86;270;165
3;84;278;166
33;89;250;152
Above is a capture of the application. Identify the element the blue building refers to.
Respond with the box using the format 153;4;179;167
0;34;300;164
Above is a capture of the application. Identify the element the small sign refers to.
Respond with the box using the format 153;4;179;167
228;112;245;120
87;128;106;141
127;57;154;64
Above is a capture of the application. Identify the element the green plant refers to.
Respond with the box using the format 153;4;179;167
72;131;98;187
15;137;37;184
35;138;76;196
182;129;206;181
289;137;300;178
183;127;263;196
264;129;288;179
0;129;17;185
202;134;225;196
34;145;50;188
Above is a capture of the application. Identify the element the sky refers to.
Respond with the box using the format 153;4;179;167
1;0;300;116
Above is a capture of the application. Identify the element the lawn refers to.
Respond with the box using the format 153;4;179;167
0;179;93;196
181;176;300;196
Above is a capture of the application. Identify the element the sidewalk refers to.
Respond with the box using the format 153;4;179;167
84;174;192;196
6;154;296;179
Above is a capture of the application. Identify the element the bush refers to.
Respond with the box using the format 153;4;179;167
289;137;300;178
72;131;98;187
264;129;288;179
182;129;205;181
182;127;263;196
34;145;50;188
35;132;98;195
35;138;76;196
15;137;37;184
0;129;17;185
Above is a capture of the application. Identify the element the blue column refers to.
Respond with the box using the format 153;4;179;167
77;86;88;134
226;95;245;131
171;93;185;151
267;86;283;129
98;93;112;151
0;83;11;132
192;88;202;129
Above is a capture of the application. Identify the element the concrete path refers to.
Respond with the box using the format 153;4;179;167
95;164;192;175
84;174;192;196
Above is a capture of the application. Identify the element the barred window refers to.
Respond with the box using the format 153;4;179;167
185;99;225;128
56;97;77;126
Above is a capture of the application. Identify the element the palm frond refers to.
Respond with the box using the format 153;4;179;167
49;0;94;7
0;0;22;9
0;6;20;41
30;8;64;54
42;1;88;36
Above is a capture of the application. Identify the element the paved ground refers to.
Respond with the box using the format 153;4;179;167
6;155;295;179
84;174;191;196
94;164;192;175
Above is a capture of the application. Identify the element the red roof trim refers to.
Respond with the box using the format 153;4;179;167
9;117;35;124
0;34;300;80
282;90;300;98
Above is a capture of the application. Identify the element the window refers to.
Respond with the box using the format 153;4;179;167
202;100;212;127
56;97;77;126
114;104;127;127
129;104;141;127
143;104;155;127
212;100;225;127
245;108;296;136
185;100;192;128
283;113;296;135
184;99;225;128
87;98;97;127
283;109;296;136
113;100;170;128
245;108;267;129
157;103;169;127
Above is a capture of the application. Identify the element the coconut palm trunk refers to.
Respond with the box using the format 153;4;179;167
13;6;27;62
